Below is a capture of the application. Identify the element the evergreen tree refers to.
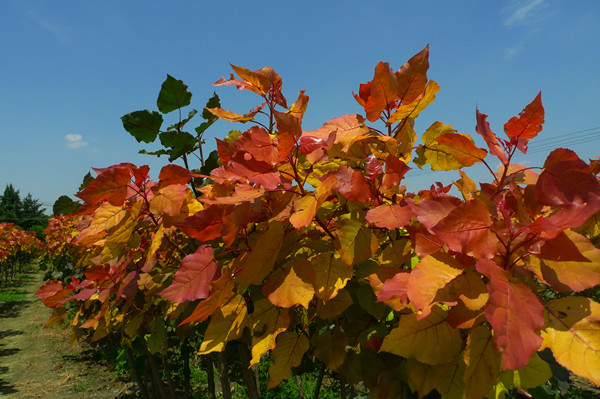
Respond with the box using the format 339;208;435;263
0;184;22;225
0;184;49;235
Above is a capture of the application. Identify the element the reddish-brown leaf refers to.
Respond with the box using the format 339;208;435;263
274;110;302;160
159;245;218;303
364;61;400;122
366;204;413;229
476;259;544;370
381;155;410;190
236;126;278;164
377;271;410;307
395;44;430;104
431;198;499;259
504;92;544;141
158;164;192;188
408;196;462;232
76;166;132;206
175;205;224;242
536;148;600;207
476;109;508;165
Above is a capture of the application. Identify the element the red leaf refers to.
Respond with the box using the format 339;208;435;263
175;206;224;242
408;196;462;232
76;166;132;206
536;148;600;207
476;259;544;370
476;109;508;165
504;92;544;141
236;126;278;164
377;271;410;306
274;111;302;160
159;245;218;303
366;204;413;229
536;231;591;262
381;155;410;190
364;61;399;122
395;44;430;104
35;280;64;300
366;155;383;177
158;164;192;188
432;198;499;259
298;136;326;155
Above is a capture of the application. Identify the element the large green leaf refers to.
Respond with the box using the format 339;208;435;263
52;195;80;216
159;131;197;162
157;74;192;114
121;110;163;143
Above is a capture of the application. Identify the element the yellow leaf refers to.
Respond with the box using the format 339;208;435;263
388;80;440;124
234;221;285;286
267;332;310;390
406;357;466;399
198;294;248;355
311;252;353;302
463;325;502;399
263;258;314;308
498;352;552;389
415;122;487;171
249;299;290;366
380;306;462;365
316;289;353;320
205;107;255;122
540;296;600;385
312;326;348;371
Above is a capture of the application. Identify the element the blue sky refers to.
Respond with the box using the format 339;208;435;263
1;1;599;212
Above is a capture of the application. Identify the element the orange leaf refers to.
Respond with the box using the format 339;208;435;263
229;64;280;96
407;253;465;318
205;107;255;122
274;110;302;160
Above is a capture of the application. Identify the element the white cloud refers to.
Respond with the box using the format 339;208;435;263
65;134;87;149
27;9;70;44
503;0;554;27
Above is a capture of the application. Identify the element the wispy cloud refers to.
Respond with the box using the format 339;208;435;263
504;42;525;60
27;9;70;43
65;134;87;149
503;0;556;28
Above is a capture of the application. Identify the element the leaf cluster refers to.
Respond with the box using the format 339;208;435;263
38;47;600;399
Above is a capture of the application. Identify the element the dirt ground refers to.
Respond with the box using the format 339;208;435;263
0;271;134;399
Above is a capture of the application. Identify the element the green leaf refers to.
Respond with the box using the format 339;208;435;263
200;150;220;175
202;92;221;120
52;195;80;216
159;131;197;162
168;109;198;131
139;149;170;157
78;172;94;191
121;110;163;143
157;74;192;114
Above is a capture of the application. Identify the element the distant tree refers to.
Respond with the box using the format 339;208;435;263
0;184;22;225
0;184;49;236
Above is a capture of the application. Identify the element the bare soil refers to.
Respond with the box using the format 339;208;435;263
0;271;134;399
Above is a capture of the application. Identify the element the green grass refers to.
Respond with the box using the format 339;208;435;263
0;289;28;302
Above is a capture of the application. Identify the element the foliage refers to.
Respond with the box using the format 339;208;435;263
38;46;600;399
0;222;43;286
